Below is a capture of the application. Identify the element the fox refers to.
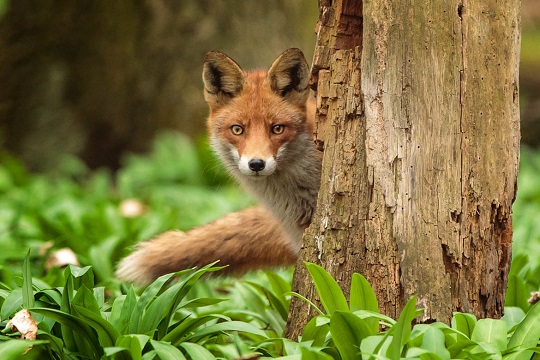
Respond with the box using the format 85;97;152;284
116;48;322;285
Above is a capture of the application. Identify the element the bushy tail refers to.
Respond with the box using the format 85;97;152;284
115;207;297;285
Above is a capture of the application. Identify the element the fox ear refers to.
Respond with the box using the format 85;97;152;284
203;51;245;111
267;48;310;106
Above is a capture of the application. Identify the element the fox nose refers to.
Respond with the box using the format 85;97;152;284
248;159;265;172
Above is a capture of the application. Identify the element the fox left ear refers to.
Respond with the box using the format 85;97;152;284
203;51;245;111
267;48;310;106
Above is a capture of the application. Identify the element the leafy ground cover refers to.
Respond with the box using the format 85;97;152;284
0;132;539;359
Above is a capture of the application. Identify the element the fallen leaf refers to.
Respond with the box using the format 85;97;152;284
7;309;38;340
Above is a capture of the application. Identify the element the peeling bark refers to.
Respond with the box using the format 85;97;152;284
286;0;520;339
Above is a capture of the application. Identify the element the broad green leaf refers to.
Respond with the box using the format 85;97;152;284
154;263;224;338
151;340;187;360
22;249;34;309
502;307;526;330
330;311;372;360
386;295;418;359
353;310;396;327
0;339;48;360
452;312;477;339
1;288;23;319
406;347;444;360
301;316;331;346
471;318;507;352
65;265;95;290
73;304;120;348
162;314;228;345
360;335;392;360
31;307;103;358
139;281;185;334
420;326;451;360
508;301;540;348
446;340;479;358
245;281;288;320
350;273;378;312
185;320;268;342
305;262;349;315
113;287;138;334
116;334;150;360
505;274;532;312
300;347;334;360
71;285;101;315
265;271;291;297
179;297;227;309
179;342;217;360
129;272;177;333
350;273;379;333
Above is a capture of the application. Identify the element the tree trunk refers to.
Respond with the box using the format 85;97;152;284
286;0;520;340
0;0;317;171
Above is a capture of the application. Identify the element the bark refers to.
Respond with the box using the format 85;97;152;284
286;0;520;339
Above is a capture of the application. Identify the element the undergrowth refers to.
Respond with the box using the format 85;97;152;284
0;132;539;359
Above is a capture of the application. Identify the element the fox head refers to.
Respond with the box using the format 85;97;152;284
202;48;311;178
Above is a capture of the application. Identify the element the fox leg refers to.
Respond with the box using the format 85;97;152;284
115;207;297;285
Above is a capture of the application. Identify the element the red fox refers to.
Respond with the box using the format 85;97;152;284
116;49;322;285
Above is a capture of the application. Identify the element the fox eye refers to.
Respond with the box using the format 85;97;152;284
230;125;244;135
271;124;285;135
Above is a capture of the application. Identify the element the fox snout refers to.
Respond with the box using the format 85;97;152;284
238;155;277;177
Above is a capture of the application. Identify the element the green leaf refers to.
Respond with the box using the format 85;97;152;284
505;274;532;312
502;307;526;330
508;301;540;348
301;316;331;346
162;314;226;345
471;318;507;352
300;347;334;360
151;340;187;360
31;307;103;358
73;304;120;348
129;272;177;333
1;288;23;319
386;295;418;359
245;281;288;320
451;312;477;339
350;273;379;332
330;311;373;360
64;265;95;290
179;342;217;360
185;320;268;342
360;335;392;360
0;340;49;360
419;326;451;360
22;249;34;309
305;262;349;315
111;287;138;334
71;285;101;315
116;334;150;360
353;310;396;327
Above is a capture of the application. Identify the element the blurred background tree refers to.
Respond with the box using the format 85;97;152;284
0;0;317;170
521;0;540;146
0;1;538;171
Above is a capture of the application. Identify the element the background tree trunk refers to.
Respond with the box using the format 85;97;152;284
286;0;520;340
0;0;316;170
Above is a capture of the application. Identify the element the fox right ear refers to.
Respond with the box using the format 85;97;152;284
203;51;245;111
267;48;310;106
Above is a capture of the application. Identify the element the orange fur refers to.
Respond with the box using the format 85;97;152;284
116;49;321;285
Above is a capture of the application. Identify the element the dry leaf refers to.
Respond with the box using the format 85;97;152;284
529;291;540;305
7;309;38;340
45;247;80;270
119;198;146;217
